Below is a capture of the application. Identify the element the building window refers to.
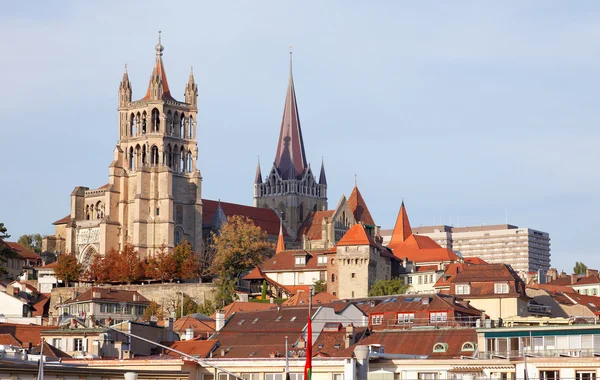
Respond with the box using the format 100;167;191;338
298;273;305;284
397;313;414;324
333;374;343;380
264;374;283;380
351;273;356;278
74;338;83;352
156;207;160;216
576;372;596;380
407;276;413;284
429;312;447;323
317;256;327;265
331;274;335;283
461;342;475;352
432;343;448;352
371;314;384;325
52;338;62;350
494;283;509;294
418;276;423;285
241;375;258;380
456;284;470;295
295;256;306;266
540;371;559;380
418;373;439;380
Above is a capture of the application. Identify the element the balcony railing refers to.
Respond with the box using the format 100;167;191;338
478;348;600;359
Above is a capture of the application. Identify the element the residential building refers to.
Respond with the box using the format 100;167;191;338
0;240;42;280
448;263;537;320
383;223;551;274
36;261;59;293
46;35;203;268
0;281;49;324
527;284;600;321
55;287;150;326
173;314;215;340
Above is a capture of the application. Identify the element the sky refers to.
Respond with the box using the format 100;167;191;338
1;1;599;273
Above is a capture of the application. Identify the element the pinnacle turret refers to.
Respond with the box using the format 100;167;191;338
254;158;262;184
185;66;198;107
119;64;132;106
319;159;327;185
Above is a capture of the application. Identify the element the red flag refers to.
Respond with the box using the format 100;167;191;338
303;312;312;380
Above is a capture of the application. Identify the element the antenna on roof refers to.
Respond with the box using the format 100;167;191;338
354;174;357;187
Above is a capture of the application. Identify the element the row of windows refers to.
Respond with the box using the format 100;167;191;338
371;311;448;325
99;303;147;315
455;283;509;295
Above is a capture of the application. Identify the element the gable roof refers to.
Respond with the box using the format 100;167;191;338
63;288;150;305
449;264;526;298
0;324;60;346
211;302;276;320
6;242;41;261
202;199;287;237
167;339;217;358
572;274;600;286
312;325;368;357
282;291;338;307
297;210;335;241
388;202;413;249
347;186;375;226
32;341;72;358
53;214;71;225
173;315;216;337
0;333;22;347
337;224;377;247
260;249;330;272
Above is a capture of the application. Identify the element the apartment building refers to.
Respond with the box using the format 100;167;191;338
382;224;550;274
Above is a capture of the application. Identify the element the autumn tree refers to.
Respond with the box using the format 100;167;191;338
369;278;410;297
54;252;82;287
85;253;109;284
114;244;144;284
17;233;43;254
574;261;588;275
0;223;17;275
210;215;273;305
198;238;217;282
171;241;199;280
143;301;164;321
145;245;177;283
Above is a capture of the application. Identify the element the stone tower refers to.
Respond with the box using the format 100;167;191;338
253;53;327;239
64;33;203;266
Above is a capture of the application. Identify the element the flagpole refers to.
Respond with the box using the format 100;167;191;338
38;338;44;380
285;335;290;380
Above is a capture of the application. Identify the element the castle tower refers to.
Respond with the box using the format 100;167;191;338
64;33;203;266
253;53;327;239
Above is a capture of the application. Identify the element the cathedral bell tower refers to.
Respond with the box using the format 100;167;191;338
112;32;203;258
254;53;327;239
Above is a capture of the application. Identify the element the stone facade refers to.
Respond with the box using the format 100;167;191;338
58;37;202;266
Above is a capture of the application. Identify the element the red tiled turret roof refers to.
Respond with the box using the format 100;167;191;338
337;224;377;247
348;186;375;226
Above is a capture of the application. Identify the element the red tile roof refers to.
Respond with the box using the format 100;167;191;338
297;210;335;241
573;274;600;286
211;302;277;320
31;293;50;317
449;264;526;298
260;249;329;272
546;276;579;287
276;223;285;254
53;214;70;225
202;199;287;237
464;257;488;265
348;186;375;226
63;288;150;305
39;261;58;269
33;341;72;358
143;47;175;101
283;285;312;295
337;224;377;247
313;326;368;357
282;292;338;306
6;242;41;261
0;333;22;347
0;324;60;346
388;202;413;248
339;328;478;359
167;339;217;358
173;316;216;338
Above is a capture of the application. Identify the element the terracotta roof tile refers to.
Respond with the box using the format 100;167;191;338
167;339;217;358
573;274;600;286
63;287;150;305
348;186;375;226
388;202;413;248
6;242;41;261
260;249;329;272
52;214;71;225
203;199;287;237
173;316;216;338
282;292;338;307
211;302;277;320
337;224;377;247
313;326;368;357
0;324;60;346
449;264;527;298
297;210;335;241
0;333;21;347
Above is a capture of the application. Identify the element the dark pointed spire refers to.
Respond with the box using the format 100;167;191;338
254;157;263;184
274;50;307;180
144;31;174;101
319;158;327;185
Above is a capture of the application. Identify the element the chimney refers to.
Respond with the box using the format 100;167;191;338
216;310;226;332
163;317;173;333
345;324;355;348
185;327;194;341
571;274;578;285
354;345;370;380
133;293;139;302
587;269;598;276
297;337;306;349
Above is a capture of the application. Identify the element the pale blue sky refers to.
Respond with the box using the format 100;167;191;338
1;1;598;272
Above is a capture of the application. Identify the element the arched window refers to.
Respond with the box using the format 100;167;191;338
331;274;335;283
187;151;193;172
151;145;159;165
142;112;147;134
96;201;104;219
151;108;160;132
180;147;185;172
142;145;147;166
433;343;448;353
129;147;134;170
166;110;172;135
167;144;172;168
85;205;90;220
175;228;183;245
130;113;136;136
172;112;178;137
135;145;141;169
298;203;304;222
188;116;194;138
180;115;185;137
461;342;475;352
173;145;179;171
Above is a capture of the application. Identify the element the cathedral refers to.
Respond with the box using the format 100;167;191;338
44;36;379;267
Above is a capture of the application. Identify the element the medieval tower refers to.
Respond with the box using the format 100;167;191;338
63;34;203;267
253;53;327;239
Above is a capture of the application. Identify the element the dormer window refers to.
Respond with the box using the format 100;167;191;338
295;256;306;266
494;283;509;294
456;284;470;295
317;256;327;265
433;343;448;352
461;342;475;352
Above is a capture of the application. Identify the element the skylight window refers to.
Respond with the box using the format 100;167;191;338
403;298;413;302
290;316;297;322
334;344;341;349
412;297;421;302
238;319;245;325
318;344;324;349
276;316;283;321
252;318;259;324
589;303;596;308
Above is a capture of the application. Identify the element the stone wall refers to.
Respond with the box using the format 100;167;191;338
50;282;217;315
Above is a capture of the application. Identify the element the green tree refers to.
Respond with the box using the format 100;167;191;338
172;241;200;280
17;233;43;254
197;299;216;316
0;223;17;275
214;276;238;308
143;301;164;321
574;261;588;275
54;252;82;287
313;279;327;293
369;278;410;297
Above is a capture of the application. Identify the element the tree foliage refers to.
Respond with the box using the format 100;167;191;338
171;241;200;280
143;301;164;321
574;261;588;275
54;252;82;286
0;223;17;275
145;245;177;282
197;299;216;316
114;244;144;284
17;234;43;254
313;279;327;294
369;278;410;297
210;215;273;306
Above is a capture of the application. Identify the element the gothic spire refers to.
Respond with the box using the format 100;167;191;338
119;64;132;106
389;201;413;248
185;66;198;106
276;218;285;254
274;51;307;180
254;157;263;184
144;31;174;101
319;158;327;185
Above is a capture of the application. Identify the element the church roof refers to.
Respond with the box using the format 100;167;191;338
348;186;375;226
143;32;175;101
297;210;335;241
276;220;285;254
274;53;307;180
202;199;287;237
